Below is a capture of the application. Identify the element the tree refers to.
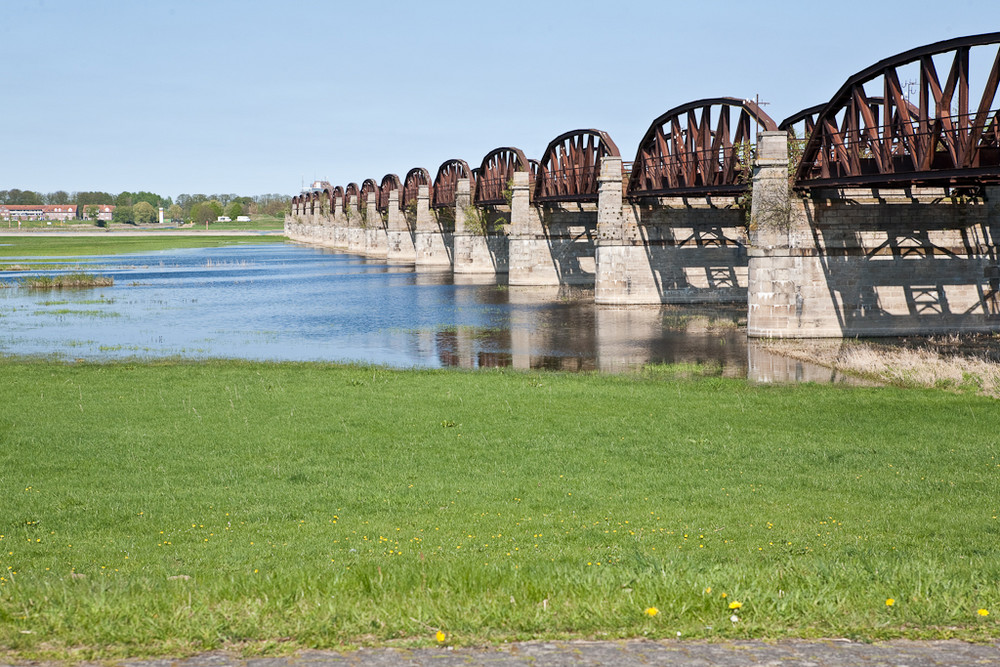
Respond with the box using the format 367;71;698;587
133;201;156;225
167;204;183;222
75;191;115;206
46;190;70;205
85;205;99;221
190;200;222;224
225;201;243;220
112;205;133;224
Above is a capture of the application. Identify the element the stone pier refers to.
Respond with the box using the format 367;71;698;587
386;192;416;263
414;185;452;267
748;131;1000;337
452;179;508;275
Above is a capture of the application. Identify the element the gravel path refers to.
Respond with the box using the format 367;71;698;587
6;640;1000;667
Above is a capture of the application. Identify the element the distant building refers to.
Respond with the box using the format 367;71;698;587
0;204;79;221
83;205;115;222
236;215;251;222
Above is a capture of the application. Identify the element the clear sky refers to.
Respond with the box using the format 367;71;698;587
0;0;993;199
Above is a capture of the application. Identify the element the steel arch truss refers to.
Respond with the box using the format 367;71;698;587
360;179;378;210
535;130;620;203
796;33;1000;188
475;147;530;206
627;98;777;198
344;183;359;211
377;174;402;213
432;159;472;209
403;168;432;207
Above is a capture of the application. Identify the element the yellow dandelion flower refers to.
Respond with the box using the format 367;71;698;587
435;630;446;642
704;587;712;594
978;608;989;617
644;606;659;617
885;598;895;607
728;601;742;610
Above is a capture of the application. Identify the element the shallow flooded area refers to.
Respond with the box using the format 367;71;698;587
1;242;995;385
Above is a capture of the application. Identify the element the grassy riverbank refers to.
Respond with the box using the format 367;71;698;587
0;360;997;659
0;235;286;261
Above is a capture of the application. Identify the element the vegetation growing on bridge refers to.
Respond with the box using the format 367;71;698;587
0;360;996;660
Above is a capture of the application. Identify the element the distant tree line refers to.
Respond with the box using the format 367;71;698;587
0;189;292;223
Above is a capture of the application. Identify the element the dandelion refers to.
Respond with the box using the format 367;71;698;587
728;601;742;610
704;587;712;594
435;630;446;642
885;598;895;607
978;608;990;617
730;614;739;623
644;606;659;617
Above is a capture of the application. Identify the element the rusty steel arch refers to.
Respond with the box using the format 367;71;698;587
796;32;1000;188
475;147;529;206
779;103;828;138
377;174;402;213
627;98;777;198
359;179;378;210
291;195;300;215
308;192;317;215
535;129;620;202
403;167;432;207
343;183;359;211
432;159;472;208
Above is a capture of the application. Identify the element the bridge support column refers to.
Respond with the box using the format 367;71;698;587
508;171;559;285
415;185;452;268
363;193;388;258
749;132;1000;337
347;199;365;254
332;196;347;248
453;179;503;274
594;156;633;303
747;130;806;337
387;195;416;263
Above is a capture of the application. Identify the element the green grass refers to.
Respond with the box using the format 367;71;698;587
197;215;285;231
0;360;997;660
20;272;114;288
0;235;285;259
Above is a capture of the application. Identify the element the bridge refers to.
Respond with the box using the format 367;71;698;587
287;33;1000;338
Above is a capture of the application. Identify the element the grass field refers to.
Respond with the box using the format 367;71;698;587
0;360;997;659
0;235;286;262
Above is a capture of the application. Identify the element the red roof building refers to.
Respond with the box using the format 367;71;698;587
0;204;79;221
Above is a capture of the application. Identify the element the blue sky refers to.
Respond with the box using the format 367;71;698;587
0;0;993;198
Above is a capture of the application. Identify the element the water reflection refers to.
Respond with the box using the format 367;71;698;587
0;243;869;380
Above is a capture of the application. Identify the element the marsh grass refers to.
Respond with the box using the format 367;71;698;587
0;360;997;660
762;338;1000;398
19;273;114;288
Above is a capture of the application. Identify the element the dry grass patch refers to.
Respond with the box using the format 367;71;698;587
760;337;1000;397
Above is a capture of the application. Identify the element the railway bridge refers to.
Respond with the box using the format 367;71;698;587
287;33;1000;338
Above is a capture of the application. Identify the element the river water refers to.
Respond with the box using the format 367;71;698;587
0;242;851;379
